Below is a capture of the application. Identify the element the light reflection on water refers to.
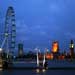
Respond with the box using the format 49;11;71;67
0;69;75;75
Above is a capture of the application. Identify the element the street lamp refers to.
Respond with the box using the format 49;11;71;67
0;48;3;52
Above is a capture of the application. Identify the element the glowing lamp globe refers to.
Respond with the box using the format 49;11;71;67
0;48;2;52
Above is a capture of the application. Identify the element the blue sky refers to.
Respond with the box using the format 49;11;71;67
0;0;75;52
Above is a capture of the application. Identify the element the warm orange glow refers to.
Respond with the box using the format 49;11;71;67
59;55;65;60
46;53;53;60
52;42;59;53
50;53;53;59
46;54;50;59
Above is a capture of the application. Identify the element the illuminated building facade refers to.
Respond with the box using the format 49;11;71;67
52;41;59;59
46;53;53;60
52;41;59;53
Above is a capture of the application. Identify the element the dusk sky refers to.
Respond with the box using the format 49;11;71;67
0;0;75;52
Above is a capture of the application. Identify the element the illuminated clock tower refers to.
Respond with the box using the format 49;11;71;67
70;40;74;58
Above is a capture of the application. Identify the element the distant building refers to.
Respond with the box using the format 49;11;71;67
69;40;74;59
52;41;59;53
52;41;59;59
18;43;24;57
45;53;53;60
45;48;53;60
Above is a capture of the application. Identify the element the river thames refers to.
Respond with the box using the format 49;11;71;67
0;60;75;75
0;69;75;75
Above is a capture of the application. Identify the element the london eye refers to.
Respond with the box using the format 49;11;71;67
4;6;16;56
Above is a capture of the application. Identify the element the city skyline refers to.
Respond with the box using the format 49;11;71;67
0;1;75;75
0;0;75;52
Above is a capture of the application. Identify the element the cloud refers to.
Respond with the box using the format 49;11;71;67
16;20;31;33
65;32;75;39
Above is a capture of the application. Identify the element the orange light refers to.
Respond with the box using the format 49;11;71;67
50;53;53;59
52;42;59;53
46;53;53;60
46;54;50;59
59;55;65;60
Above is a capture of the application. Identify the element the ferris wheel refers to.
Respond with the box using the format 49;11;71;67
4;6;16;55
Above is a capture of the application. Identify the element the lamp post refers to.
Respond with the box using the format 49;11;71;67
0;48;3;58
